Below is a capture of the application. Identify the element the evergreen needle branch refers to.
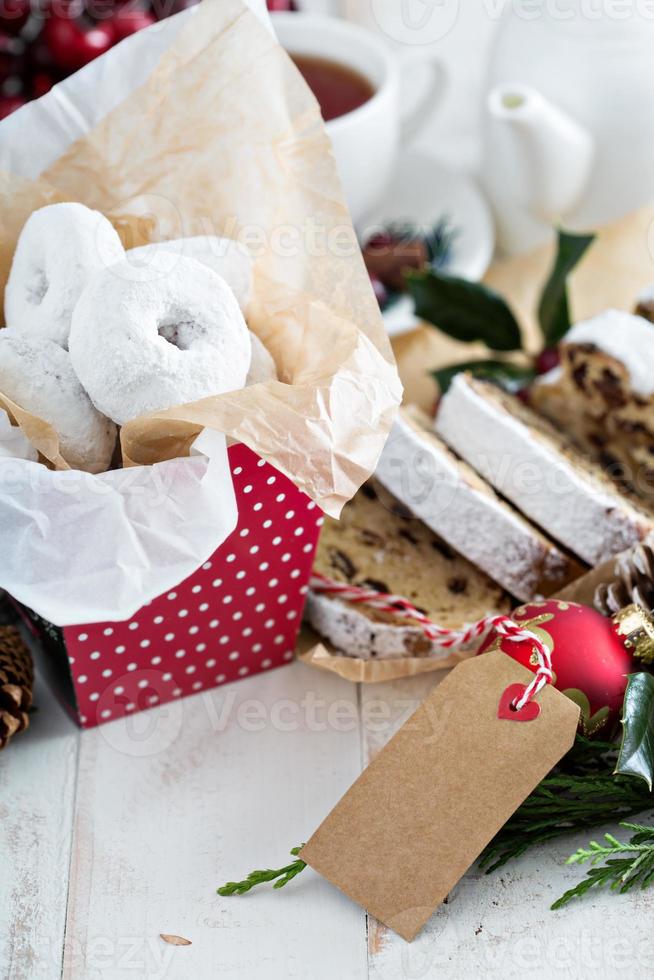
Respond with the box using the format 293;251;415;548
217;846;306;896
552;822;654;909
480;738;654;873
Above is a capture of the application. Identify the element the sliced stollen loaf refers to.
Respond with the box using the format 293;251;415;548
375;406;583;602
306;481;511;660
436;373;654;567
530;310;654;500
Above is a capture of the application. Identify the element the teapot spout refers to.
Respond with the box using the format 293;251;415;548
487;84;594;222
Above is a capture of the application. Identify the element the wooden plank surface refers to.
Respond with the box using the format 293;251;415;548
360;675;654;980
60;661;366;980
2;663;654;979
0;669;79;980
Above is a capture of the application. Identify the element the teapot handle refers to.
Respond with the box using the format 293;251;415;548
397;49;447;142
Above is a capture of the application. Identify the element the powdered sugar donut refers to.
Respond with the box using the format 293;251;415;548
127;236;253;312
4;202;125;348
69;255;251;425
247;332;277;385
0;329;116;473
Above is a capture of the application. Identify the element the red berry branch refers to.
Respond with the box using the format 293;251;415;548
0;0;295;120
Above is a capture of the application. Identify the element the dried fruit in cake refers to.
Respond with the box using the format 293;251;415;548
306;481;511;660
436;372;654;566
376;406;583;601
531;310;654;502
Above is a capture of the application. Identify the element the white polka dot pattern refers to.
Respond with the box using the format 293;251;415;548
59;444;323;728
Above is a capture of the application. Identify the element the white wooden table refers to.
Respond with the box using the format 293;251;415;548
2;657;654;980
3;7;654;977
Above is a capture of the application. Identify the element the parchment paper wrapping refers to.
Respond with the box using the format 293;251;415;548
297;630;470;683
0;0;402;625
554;557;622;608
301;204;654;681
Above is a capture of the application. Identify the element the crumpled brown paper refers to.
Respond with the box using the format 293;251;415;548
0;0;401;518
302;204;654;680
296;629;470;683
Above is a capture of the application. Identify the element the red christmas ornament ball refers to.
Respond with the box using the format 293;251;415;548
43;13;114;71
478;600;634;733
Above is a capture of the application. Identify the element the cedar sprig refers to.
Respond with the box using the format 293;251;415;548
217;846;306;896
480;736;654;873
552;822;654;909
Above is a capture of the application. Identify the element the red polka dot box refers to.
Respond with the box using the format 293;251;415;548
18;443;322;729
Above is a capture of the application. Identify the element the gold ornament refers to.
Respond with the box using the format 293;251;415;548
613;604;654;664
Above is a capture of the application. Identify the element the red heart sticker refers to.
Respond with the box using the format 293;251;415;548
497;683;541;722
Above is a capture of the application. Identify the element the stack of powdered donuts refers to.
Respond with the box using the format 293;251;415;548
0;202;278;473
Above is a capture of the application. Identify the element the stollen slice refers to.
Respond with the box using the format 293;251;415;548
435;373;654;567
306;481;511;661
376;406;583;602
531;310;654;503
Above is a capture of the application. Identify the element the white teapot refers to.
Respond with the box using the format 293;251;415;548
482;0;654;254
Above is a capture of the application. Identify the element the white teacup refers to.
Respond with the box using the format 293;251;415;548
272;13;444;225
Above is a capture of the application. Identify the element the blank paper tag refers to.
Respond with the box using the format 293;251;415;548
301;652;579;941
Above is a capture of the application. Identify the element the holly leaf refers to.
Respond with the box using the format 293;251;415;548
538;229;595;346
615;673;654;790
432;359;535;395
406;268;523;352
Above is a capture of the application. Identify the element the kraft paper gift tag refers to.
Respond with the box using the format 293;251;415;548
301;651;579;942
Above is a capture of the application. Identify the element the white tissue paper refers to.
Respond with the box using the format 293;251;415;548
0;409;38;461
0;427;237;626
0;5;271;625
0;0;271;177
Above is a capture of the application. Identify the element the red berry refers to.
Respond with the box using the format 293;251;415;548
0;32;25;82
535;346;560;376
109;7;155;41
31;69;54;96
0;92;25;116
365;231;395;253
43;13;114;70
28;36;59;73
369;272;388;309
149;0;198;19
267;0;296;10
0;0;31;36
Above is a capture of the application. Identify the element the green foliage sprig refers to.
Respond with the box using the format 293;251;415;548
217;846;306;896
479;736;653;874
405;228;596;393
218;734;654;910
616;673;654;789
552;822;654;909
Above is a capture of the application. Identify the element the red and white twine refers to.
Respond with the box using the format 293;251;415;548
310;573;553;711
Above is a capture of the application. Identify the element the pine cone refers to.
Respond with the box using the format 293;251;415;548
0;589;18;625
0;625;33;751
594;540;654;616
